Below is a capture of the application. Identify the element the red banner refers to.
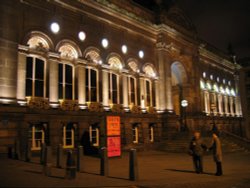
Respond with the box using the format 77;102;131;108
107;116;120;136
107;136;121;157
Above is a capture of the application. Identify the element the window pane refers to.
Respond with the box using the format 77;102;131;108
113;90;118;104
65;84;72;99
35;58;44;80
59;83;63;99
35;80;44;97
65;65;72;83
58;63;63;83
26;79;32;96
26;57;33;79
85;69;89;87
112;74;117;90
91;69;97;87
91;88;97;102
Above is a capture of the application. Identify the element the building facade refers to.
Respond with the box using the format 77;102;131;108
0;0;243;154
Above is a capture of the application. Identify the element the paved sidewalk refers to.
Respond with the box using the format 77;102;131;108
0;151;250;188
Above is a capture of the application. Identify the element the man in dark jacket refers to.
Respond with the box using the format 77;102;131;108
189;131;206;174
209;131;223;176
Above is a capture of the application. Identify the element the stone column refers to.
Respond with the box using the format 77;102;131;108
122;74;128;109
16;52;27;101
229;96;234;116
0;1;19;100
48;55;59;104
224;96;229;116
77;65;86;105
218;94;223;115
165;61;173;112
102;70;109;107
234;75;242;116
154;80;159;111
139;77;145;109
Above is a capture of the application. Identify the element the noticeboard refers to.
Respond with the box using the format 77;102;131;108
107;116;120;136
107;136;121;157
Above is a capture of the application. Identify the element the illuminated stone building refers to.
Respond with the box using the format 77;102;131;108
0;0;243;154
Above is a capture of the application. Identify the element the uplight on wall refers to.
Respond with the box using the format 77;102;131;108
78;31;86;41
102;38;109;48
138;50;144;59
50;22;60;34
121;45;127;54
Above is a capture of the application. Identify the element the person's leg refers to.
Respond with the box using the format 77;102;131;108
193;156;199;173
199;156;203;173
215;162;223;176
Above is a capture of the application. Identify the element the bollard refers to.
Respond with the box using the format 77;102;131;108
7;146;13;159
56;144;63;168
25;142;31;162
100;147;108;176
65;150;77;179
129;148;138;181
43;146;52;176
77;146;83;172
14;139;20;160
40;143;46;164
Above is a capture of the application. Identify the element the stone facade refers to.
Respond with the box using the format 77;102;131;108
0;0;244;154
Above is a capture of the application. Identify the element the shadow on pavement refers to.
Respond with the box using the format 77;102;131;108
165;168;215;176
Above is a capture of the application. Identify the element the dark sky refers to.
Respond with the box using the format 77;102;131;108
134;0;250;59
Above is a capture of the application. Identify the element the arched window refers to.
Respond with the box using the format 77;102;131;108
132;124;139;144
29;123;47;150
86;68;98;102
149;124;154;142
58;63;73;100
89;124;99;146
26;56;46;97
108;72;119;104
128;76;137;105
63;123;75;148
145;79;152;107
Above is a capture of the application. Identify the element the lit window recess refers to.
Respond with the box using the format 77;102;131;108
121;45;127;54
138;50;144;59
210;75;213;80
102;38;109;48
78;31;86;41
0;98;14;104
50;22;60;34
202;72;206;78
50;103;59;108
17;100;27;106
217;77;220;82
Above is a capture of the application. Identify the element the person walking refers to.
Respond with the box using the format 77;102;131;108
209;131;223;176
189;131;206;174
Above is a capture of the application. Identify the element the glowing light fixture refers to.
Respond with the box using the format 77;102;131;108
78;31;86;41
50;22;60;34
138;50;144;59
102;38;109;48
121;45;127;54
203;72;206;78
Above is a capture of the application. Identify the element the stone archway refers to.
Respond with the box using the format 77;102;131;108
171;61;187;116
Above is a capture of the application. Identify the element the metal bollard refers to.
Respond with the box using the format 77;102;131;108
40;143;46;164
7;146;13;159
77;146;83;172
56;144;63;168
14;139;20;160
129;148;138;181
100;147;108;176
65;150;76;179
43;146;52;176
25;142;31;162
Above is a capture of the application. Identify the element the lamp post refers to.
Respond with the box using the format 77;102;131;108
181;100;188;131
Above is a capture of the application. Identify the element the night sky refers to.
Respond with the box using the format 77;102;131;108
134;0;250;59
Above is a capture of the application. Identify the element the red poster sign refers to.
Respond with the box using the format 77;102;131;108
107;116;120;136
107;137;121;157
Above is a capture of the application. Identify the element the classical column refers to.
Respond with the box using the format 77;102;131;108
165;61;173;112
229;96;234;116
102;69;109;108
122;74;128;109
77;65;86;105
48;55;59;105
0;1;19;100
234;75;242;116
16;51;27;101
139;77;145;109
224;96;229;116
154;79;159;111
218;94;223;115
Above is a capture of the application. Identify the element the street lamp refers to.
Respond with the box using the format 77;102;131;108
181;100;188;131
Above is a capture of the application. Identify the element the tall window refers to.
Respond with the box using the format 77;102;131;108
29;123;46;150
86;68;98;102
59;63;73;100
89;125;99;146
26;56;45;97
128;76;137;105
149;124;154;142
132;124;139;144
63;123;75;148
145;79;152;107
108;73;119;104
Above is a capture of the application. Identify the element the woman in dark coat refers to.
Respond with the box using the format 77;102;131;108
209;132;223;176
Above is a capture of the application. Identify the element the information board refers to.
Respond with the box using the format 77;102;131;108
107;136;121;157
107;116;120;136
